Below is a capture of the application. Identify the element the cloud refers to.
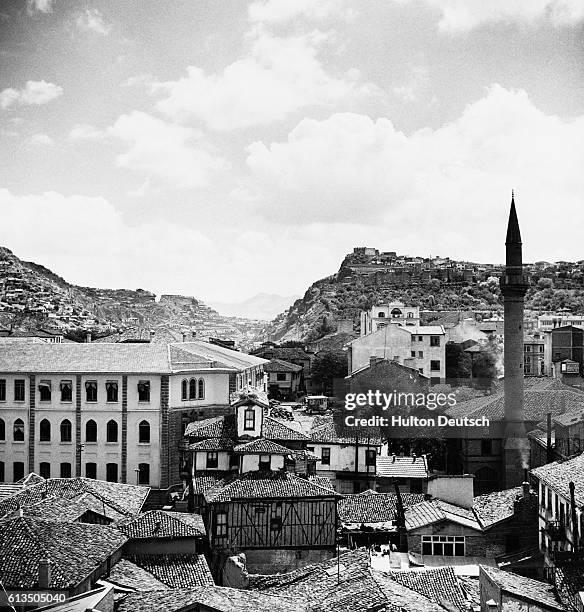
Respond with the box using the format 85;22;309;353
27;0;52;14
395;0;584;32
68;123;103;140
244;84;584;261
29;133;54;146
107;111;228;189
248;0;354;24
154;30;382;130
0;80;63;109
75;8;111;35
392;65;430;102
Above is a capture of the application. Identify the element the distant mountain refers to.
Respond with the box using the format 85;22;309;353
209;293;300;321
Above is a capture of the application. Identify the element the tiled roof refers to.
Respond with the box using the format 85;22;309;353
204;471;339;503
532;452;584;506
0;517;127;590
116;510;206;539
308;475;334;490
116;586;306;612
252;347;312;361
264;416;311;441
480;566;564;610
0;477;149;520
405;499;481;531
0;484;24;501
127;554;214;588
33;585;115;612
22;494;123;523
388;567;468;612
108;558;169;591
233;438;292;454
190;473;230;496
188;437;235;451
473;486;524;528
264;358;303;373
171;341;267;371
310;419;382;445
338;491;425;524
376;455;429;479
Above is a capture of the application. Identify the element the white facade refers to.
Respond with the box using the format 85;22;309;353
360;302;420;336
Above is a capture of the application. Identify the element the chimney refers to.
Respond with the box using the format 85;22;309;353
38;557;51;589
85;331;92;343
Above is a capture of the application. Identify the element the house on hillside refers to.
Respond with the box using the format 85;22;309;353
264;358;303;400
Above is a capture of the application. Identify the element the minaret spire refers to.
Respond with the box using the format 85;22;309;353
505;190;522;247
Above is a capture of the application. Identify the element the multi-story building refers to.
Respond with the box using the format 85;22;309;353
264;358;303;400
359;302;420;336
348;323;446;383
0;342;266;489
524;331;549;376
538;314;584;331
550;325;584;376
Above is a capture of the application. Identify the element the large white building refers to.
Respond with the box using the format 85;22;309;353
0;341;266;488
360;302;420;336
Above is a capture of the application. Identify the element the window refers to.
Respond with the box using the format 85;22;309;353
14;379;25;402
0;379;5;402
138;463;150;485
0;461;4;482
481;439;492;455
85;419;97;443
85;381;97;402
418;336;423;342
430;336;441;347
198;379;205;399
525;345;531;352
86;463;97;479
38;381;51;402
60;381;72;402
106;463;118;482
216;512;228;537
106;420;118;443
365;449;376;467
418;351;424;358
378;312;386;318
60;462;71;478
13;461;24;482
189;378;197;400
39;419;51;442
39;462;51;479
106;381;118;402
13;419;24;442
321;448;331;465
430;360;441;372
422;535;465;556
60;419;72;443
276;373;287;381
181;379;188;400
138;380;150;402
244;408;255;431
539;346;544;353
271;502;283;531
229;454;240;469
0;418;4;441
139;420;150;444
411;351;416;358
259;455;271;470
206;451;218;469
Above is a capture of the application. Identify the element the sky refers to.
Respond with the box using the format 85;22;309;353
0;0;583;303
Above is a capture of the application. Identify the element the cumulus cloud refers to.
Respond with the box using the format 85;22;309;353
154;30;381;130
107;111;228;189
68;123;103;140
75;8;111;35
248;0;354;23
245;84;584;261
0;80;63;109
395;0;584;32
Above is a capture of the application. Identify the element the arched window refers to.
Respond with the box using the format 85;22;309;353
391;308;402;318
13;419;24;442
139;420;150;444
0;418;4;441
181;379;188;401
60;419;72;443
198;378;205;400
189;378;197;400
39;419;51;442
106;420;118;443
86;419;97;443
138;463;150;485
377;312;386;318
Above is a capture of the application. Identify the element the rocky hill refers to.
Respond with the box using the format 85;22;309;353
265;247;584;344
0;247;265;349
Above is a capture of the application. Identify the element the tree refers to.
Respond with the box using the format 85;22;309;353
445;342;472;381
311;352;348;395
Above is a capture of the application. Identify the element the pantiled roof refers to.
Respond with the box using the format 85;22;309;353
252;347;312;361
473;486;524;528
0;517;127;590
308;475;334;490
388;567;468;612
204;471;339;502
188;437;235;451
339;491;425;524
532;452;584;506
0;484;24;501
405;499;481;531
117;586;306;612
376;455;429;479
108;558;169;591
116;510;206;539
310;419;382;445
264;358;303;373
481;566;564;610
22;494;124;523
33;585;115;612
233;438;292;454
264;416;310;441
127;554;214;588
190;473;230;496
171;341;267;371
0;477;149;520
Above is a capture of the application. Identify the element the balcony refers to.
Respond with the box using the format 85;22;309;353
545;520;566;541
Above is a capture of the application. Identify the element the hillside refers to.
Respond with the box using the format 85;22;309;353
0;247;265;349
266;247;584;343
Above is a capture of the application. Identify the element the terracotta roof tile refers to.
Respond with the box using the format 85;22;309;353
264;358;303;373
473;487;524;528
310;419;382;445
532;452;584;506
108;558;169;591
127;554;214;588
339;491;425;524
377;455;429;479
233;438;292;454
116;510;206;539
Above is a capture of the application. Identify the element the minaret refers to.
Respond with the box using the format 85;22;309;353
500;192;529;487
